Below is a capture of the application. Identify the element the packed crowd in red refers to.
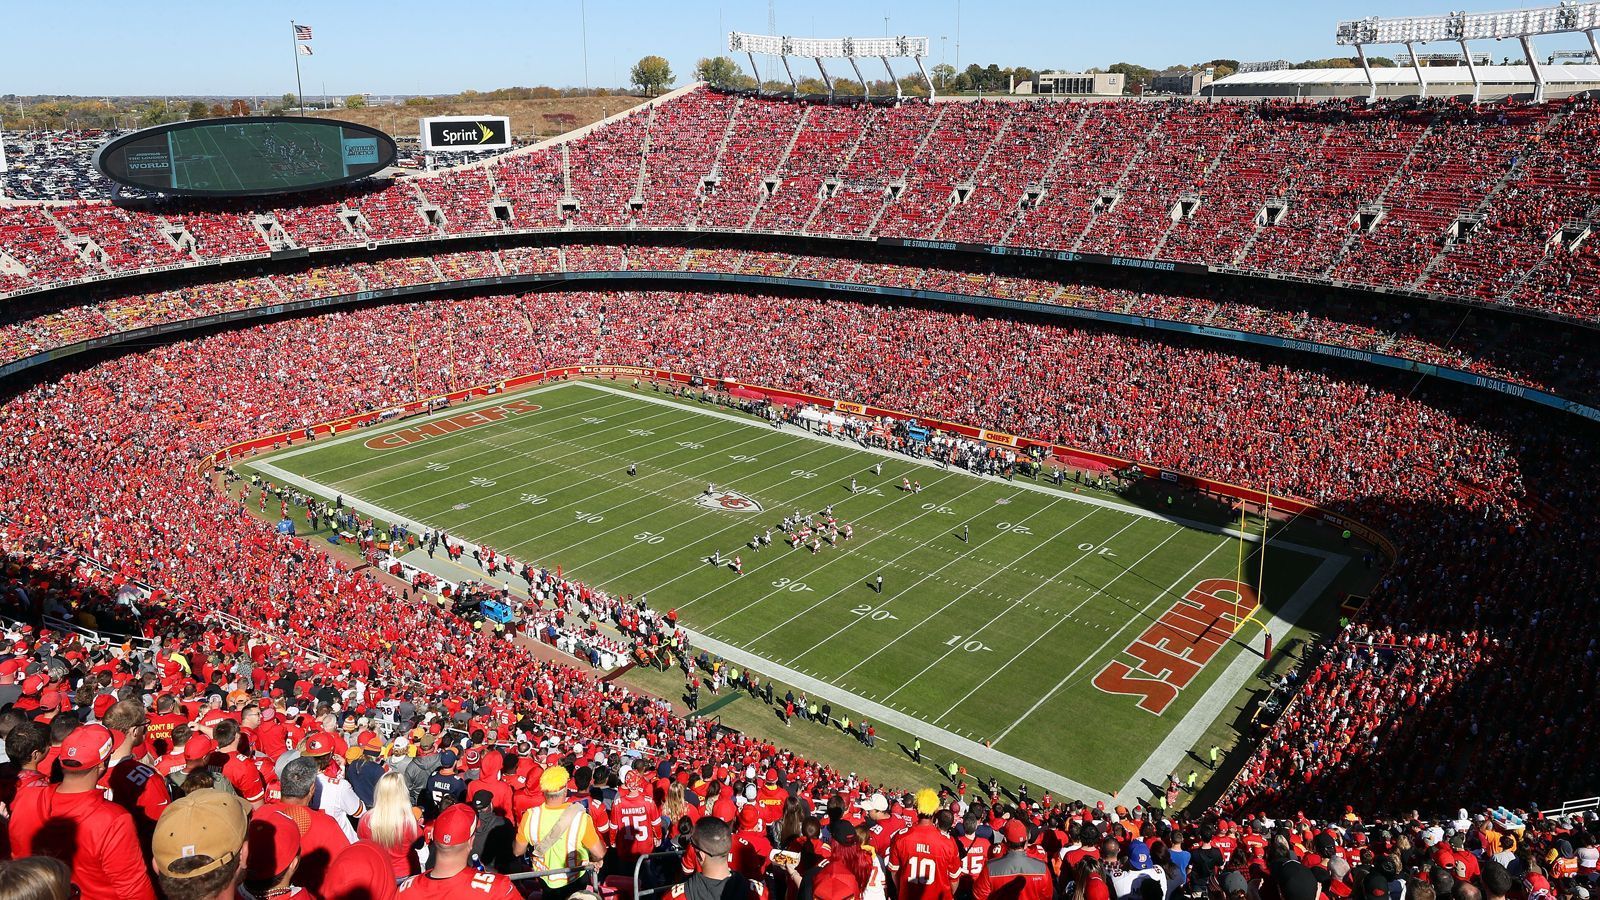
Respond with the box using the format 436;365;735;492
6;89;1600;323
1;242;1595;410
0;284;1596;801
1;85;1599;898
0;282;1595;896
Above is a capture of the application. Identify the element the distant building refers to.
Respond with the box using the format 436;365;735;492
1029;71;1125;96
1151;68;1214;95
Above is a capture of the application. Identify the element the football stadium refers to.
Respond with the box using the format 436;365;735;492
0;3;1598;900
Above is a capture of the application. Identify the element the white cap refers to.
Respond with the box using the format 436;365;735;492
857;793;889;813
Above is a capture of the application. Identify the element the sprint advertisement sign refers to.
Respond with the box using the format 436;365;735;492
420;116;512;152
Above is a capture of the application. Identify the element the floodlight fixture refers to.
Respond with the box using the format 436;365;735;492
728;31;935;98
1335;2;1600;101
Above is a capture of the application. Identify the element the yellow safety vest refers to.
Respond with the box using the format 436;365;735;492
522;803;590;887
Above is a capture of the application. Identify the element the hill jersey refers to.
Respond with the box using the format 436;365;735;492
888;823;962;900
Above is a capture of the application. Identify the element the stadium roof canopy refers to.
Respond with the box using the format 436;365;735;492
1206;64;1600;100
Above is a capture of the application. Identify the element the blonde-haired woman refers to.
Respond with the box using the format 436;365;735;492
0;857;73;900
357;770;424;879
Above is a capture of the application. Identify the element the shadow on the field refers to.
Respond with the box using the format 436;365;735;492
1177;636;1308;813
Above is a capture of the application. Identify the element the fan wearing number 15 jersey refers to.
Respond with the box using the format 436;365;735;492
612;770;664;863
887;791;962;900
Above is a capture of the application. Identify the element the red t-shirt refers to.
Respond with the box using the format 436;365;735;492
868;817;907;860
257;801;353;896
888;822;962;900
398;867;519;900
960;834;994;892
145;712;188;755
8;785;157;900
612;792;664;860
216;750;267;802
733;827;774;879
358;812;423;877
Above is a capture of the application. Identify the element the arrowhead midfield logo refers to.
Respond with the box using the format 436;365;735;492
694;490;763;513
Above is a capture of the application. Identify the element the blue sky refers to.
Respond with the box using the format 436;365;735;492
8;0;1597;96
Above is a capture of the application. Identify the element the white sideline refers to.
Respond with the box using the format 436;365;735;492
575;382;1334;555
680;627;1115;805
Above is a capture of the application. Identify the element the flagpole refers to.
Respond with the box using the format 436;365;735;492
291;20;306;115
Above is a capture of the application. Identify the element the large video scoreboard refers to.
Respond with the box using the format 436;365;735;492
95;117;397;197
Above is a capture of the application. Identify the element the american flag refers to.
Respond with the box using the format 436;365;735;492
293;24;313;40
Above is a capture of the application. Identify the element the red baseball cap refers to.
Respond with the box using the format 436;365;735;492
246;811;302;880
1004;820;1029;844
37;689;65;711
738;805;760;828
92;693;117;718
184;734;218;762
433;803;478;848
764;768;779;784
303;733;336;757
59;725;114;770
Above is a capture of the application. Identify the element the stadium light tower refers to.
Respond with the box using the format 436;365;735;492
728;31;935;100
1336;2;1600;103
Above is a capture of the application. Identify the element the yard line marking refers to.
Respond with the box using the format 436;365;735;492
534;439;845;566
831;498;1095;683
882;516;1148;704
466;419;795;544
990;536;1230;746
932;525;1182;721
684;626;1112;802
617;471;966;600
351;401;684;497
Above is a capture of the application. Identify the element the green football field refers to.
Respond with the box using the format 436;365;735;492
169;121;344;191
244;379;1347;800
